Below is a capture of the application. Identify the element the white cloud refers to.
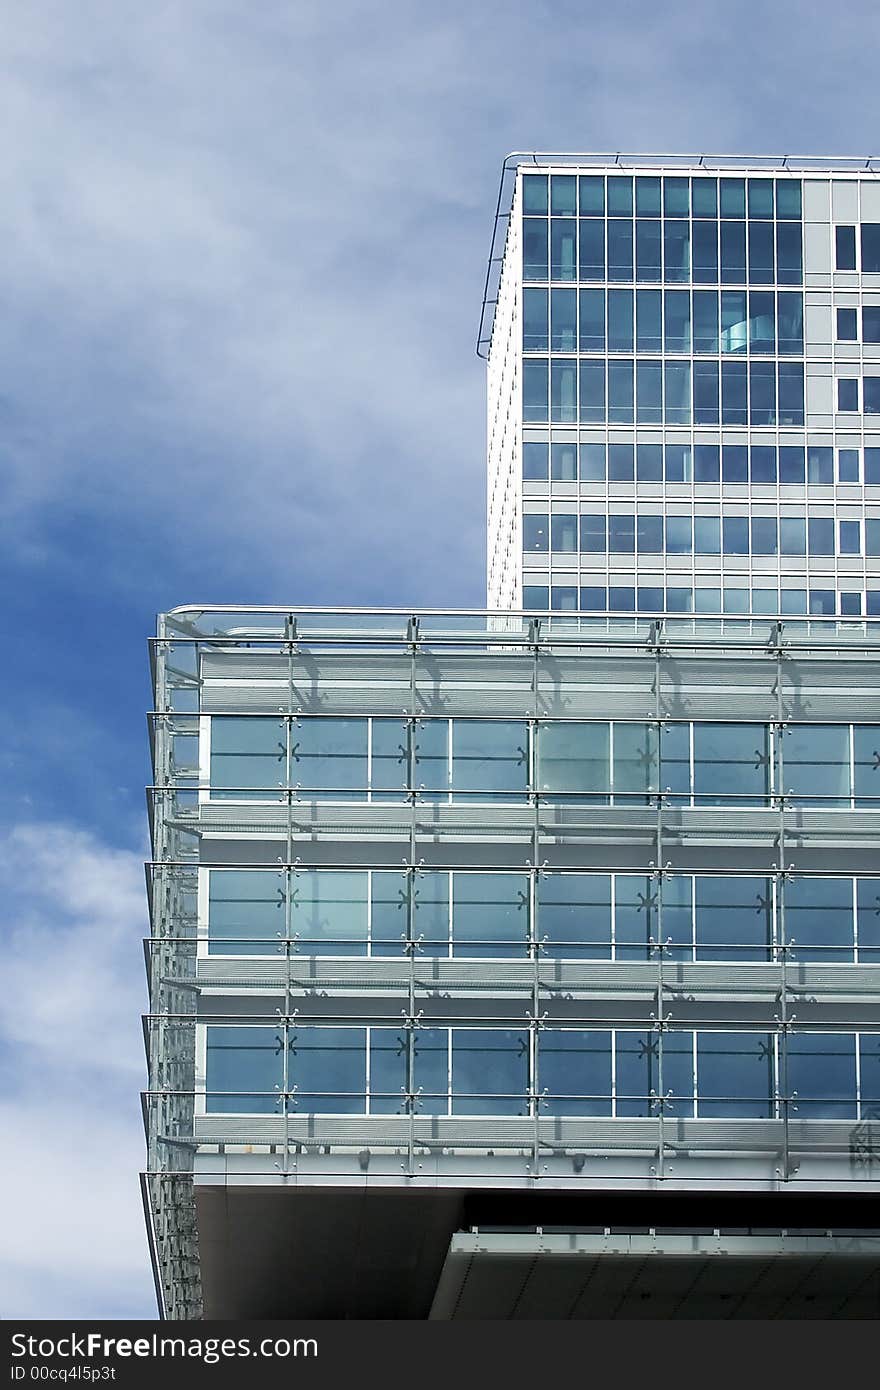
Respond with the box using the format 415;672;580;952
0;821;154;1317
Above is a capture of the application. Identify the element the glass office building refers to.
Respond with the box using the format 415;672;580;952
143;157;880;1320
144;605;880;1319
482;155;880;619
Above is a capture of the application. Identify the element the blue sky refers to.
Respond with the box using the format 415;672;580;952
1;0;879;1319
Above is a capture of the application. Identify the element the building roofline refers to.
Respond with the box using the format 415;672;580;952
475;150;880;359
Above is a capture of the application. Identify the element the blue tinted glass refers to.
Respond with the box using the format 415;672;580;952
579;288;605;350
578;219;605;278
751;588;777;615
867;448;880;484
636;359;662;423
635;288;661;351
720;221;746;283
865;377;880;414
635;176;660;216
783;725;850;804
748;290;775;352
608;443;634;480
775;222;802;284
694;587;721;612
777;361;804;425
522;442;547;480
747;178;773;218
838;378;859;411
538;875;612;957
693;291;719;351
777;292;803;353
291;870;369;953
550;359;577;421
608;513;635;552
295;719;370;796
722;445;748;482
839;519;861;554
694;443;720;481
664;176;689;216
635;219;662;281
550;174;576;215
523;218;548;279
637;442;663;481
606;176;633;215
751;516;778;555
607;219;633;279
211;716;285;797
693;360;719;424
550;287;577;350
691;177;717;217
209;869;285;955
664;290;690;351
580;442;606;480
750;445;776;482
786;1034;856;1118
538;722;610;794
840;592;862;616
664;443;691;482
453;725;528;799
808;517;834;555
694;515;720;553
723;588;750;614
550;512;578;550
857;878;880;959
809;589;836;615
615;1028;659;1110
451;1029;528;1115
692;220;718;282
579;361;605;422
695;877;771;962
780;517;806;554
666;587;693;613
550;219;576;280
550;441;577;480
608;586;635;611
522;585;549;609
868;592;880;615
522;514;548;551
721;290;748;352
522;174;548;214
693;723;769;804
722;516;749;553
553;588;576;613
637;514;663;552
522;359;548;420
867;520;880;555
748;221;774;283
665;361;691;424
295;1025;366;1113
206;1026;283;1113
807;445;833;483
835;225;856;270
779;445;805;483
720;178;745;217
578;174;604;215
775;180;801;219
862;224;880;272
580;513;606;551
837;307;858;341
666;515;692;554
608;288;634;350
749;359;776;426
864;306;880;342
637;584;664;608
697;1032;774;1117
663;220;690;282
579;585;607;611
540;1030;612;1114
608;359;634;423
780;590;807;614
522;286;548;350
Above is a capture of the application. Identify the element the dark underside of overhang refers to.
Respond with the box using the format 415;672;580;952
194;1186;880;1319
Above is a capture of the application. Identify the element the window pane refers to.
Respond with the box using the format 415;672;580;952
750;444;776;483
540;1030;612;1115
550;219;576;279
693;360;719;424
664;289;690;352
578;174;604;215
609;513;635;552
778;361;804;425
550;359;577;422
550;174;576;215
522;286;548;350
780;517;806;555
551;512;578;551
521;174;548;214
579;361;605;422
413;871;449;955
697;1032;774;1117
613;722;658;800
750;360;776;426
369;1028;408;1114
835;225;856;271
721;360;747;425
775;180;801;219
692;178;717;217
636;359;662;423
608;359;634;423
608;443;634;480
451;720;528;798
782;725;850;805
522;359;548;421
206;1026;282;1113
614;876;659;962
808;517;835;556
537;722;610;796
522;441;548;480
452;873;529;957
414;720;448;795
580;513;607;551
615;1028;659;1115
857;879;880;963
635;288;660;351
777;292;803;353
523;218;548;279
538;873;612;958
695;876;771;961
550;287;576;350
785;1034;856;1118
837;307;858;342
550;441;577;481
637;442;663;481
776;223;802;284
452;1029;529;1115
293;717;368;796
606;176;633;215
291;870;369;954
861;224;880;273
694;515;720;554
636;219;662;281
853;726;880;805
607;219;633;280
748;289;775;352
666;515;692;554
209;869;285;955
637;513;663;552
413;1028;448;1113
865;307;880;343
371;870;409;955
663;220;690;282
747;220;774;283
692;220;718;283
292;1027;366;1113
692;723;769;804
609;288;634;350
720;221;746;283
578;219;605;279
579;288;605;350
371;719;409;794
211;716;285;798
784;878;854;962
779;445;805;483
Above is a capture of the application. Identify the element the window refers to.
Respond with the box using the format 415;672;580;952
521;174;548;214
291;1027;366;1113
550;218;576;280
522;441;548;480
550;288;576;350
837;307;858;342
838;378;859;412
579;361;605;422
835;225;856;271
580;513;606;552
522;287;548;350
722;444;748;483
522;584;549;610
838;448;860;482
209;870;285;955
206;1026;283;1113
291;870;369;954
862;224;880;273
866;377;880;414
579;288;604;350
694;515;720;554
697;1032;774;1117
750;517;778;555
537;722;610;797
609;288;634;350
786;1034;856;1118
608;514;635;552
808;517;835;555
550;359;577;421
550;513;578;551
722;517;749;554
692;723;769;804
452;1030;529;1115
211;716;285;799
807;446;833;484
452;873;529;957
784;878;854;962
540;1030;612;1115
522;218;548;280
550;174;576;215
694;443;720;482
779;445;805;483
522;359;548;421
451;721;528;799
695;876;770;961
608;442;634;480
666;515;692;554
636;514;663;552
663;443;691;482
637;442;663;481
580;442;606;481
538;873;612;958
839;519;861;554
782;725;850;805
864;306;880;343
522;515;548;551
579;174;604;215
551;441;577;481
579;219;605;279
